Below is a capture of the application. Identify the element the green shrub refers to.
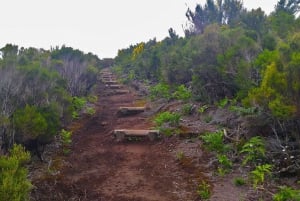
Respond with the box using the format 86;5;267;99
172;85;192;102
273;186;300;201
176;151;185;161
233;177;246;186
217;97;229;108
201;131;229;153
240;136;265;165
217;154;232;169
72;96;86;111
197;181;211;200
204;115;213;123
182;104;193;115
61;129;72;154
149;83;171;100
229;106;257;116
86;107;96;116
198;105;209;113
87;95;98;103
154;112;181;127
216;154;232;176
71;97;87;119
13;105;48;140
250;164;272;188
0;144;32;201
154;112;181;137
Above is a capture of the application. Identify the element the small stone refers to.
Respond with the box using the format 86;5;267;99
101;121;108;126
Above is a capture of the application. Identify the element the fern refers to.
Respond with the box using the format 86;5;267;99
250;164;272;188
240;136;265;165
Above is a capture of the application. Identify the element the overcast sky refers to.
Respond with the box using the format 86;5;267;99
1;0;279;58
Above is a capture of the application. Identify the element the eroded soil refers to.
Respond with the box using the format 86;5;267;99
31;72;211;201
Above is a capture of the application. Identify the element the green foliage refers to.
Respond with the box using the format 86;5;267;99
87;95;98;103
60;129;72;154
240;136;265;165
217;97;229;108
203;115;213;123
233;177;246;186
181;103;193;115
71;96;86;119
198;105;209;114
154;112;181;137
0;144;32;201
86;107;96;116
172;85;192;102
14;105;47;140
201;130;229;153
196;181;211;200
149;83;171;101
217;154;232;169
229;105;257;116
154;112;181;127
216;154;232;176
273;186;300;201
250;164;272;188
176;151;185;161
72;96;86;111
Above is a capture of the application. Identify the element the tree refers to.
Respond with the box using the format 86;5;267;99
275;0;300;15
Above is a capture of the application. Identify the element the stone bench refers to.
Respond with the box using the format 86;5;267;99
113;129;159;141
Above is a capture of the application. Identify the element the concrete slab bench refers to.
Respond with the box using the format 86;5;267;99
107;84;123;89
117;106;145;116
102;80;118;85
113;129;159;141
107;89;130;96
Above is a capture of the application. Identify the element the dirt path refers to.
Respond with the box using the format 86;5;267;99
31;70;204;201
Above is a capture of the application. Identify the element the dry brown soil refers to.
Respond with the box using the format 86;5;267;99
30;70;258;201
31;74;212;201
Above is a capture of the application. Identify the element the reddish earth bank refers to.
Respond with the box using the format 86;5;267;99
31;72;212;201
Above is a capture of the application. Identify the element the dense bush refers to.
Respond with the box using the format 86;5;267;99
0;144;32;201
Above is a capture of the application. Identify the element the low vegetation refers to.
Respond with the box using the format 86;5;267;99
0;144;32;201
1;0;300;199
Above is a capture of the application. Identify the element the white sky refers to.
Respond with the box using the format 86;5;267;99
0;0;278;58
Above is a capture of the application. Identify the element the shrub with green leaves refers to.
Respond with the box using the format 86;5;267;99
149;83;171;100
154;112;181;136
198;105;209;114
72;96;86;111
201;130;229;153
172;85;192;102
217;154;232;169
233;177;246;186
250;164;272;188
0;144;32;201
217;97;229;108
229;105;257;116
72;96;86;119
60;129;72;154
87;95;98;103
181;103;193;115
197;181;211;199
154;112;181;127
13;105;48;141
240;136;265;165
273;186;300;201
86;107;96;116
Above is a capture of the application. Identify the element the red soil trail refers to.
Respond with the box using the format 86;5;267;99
31;71;203;201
